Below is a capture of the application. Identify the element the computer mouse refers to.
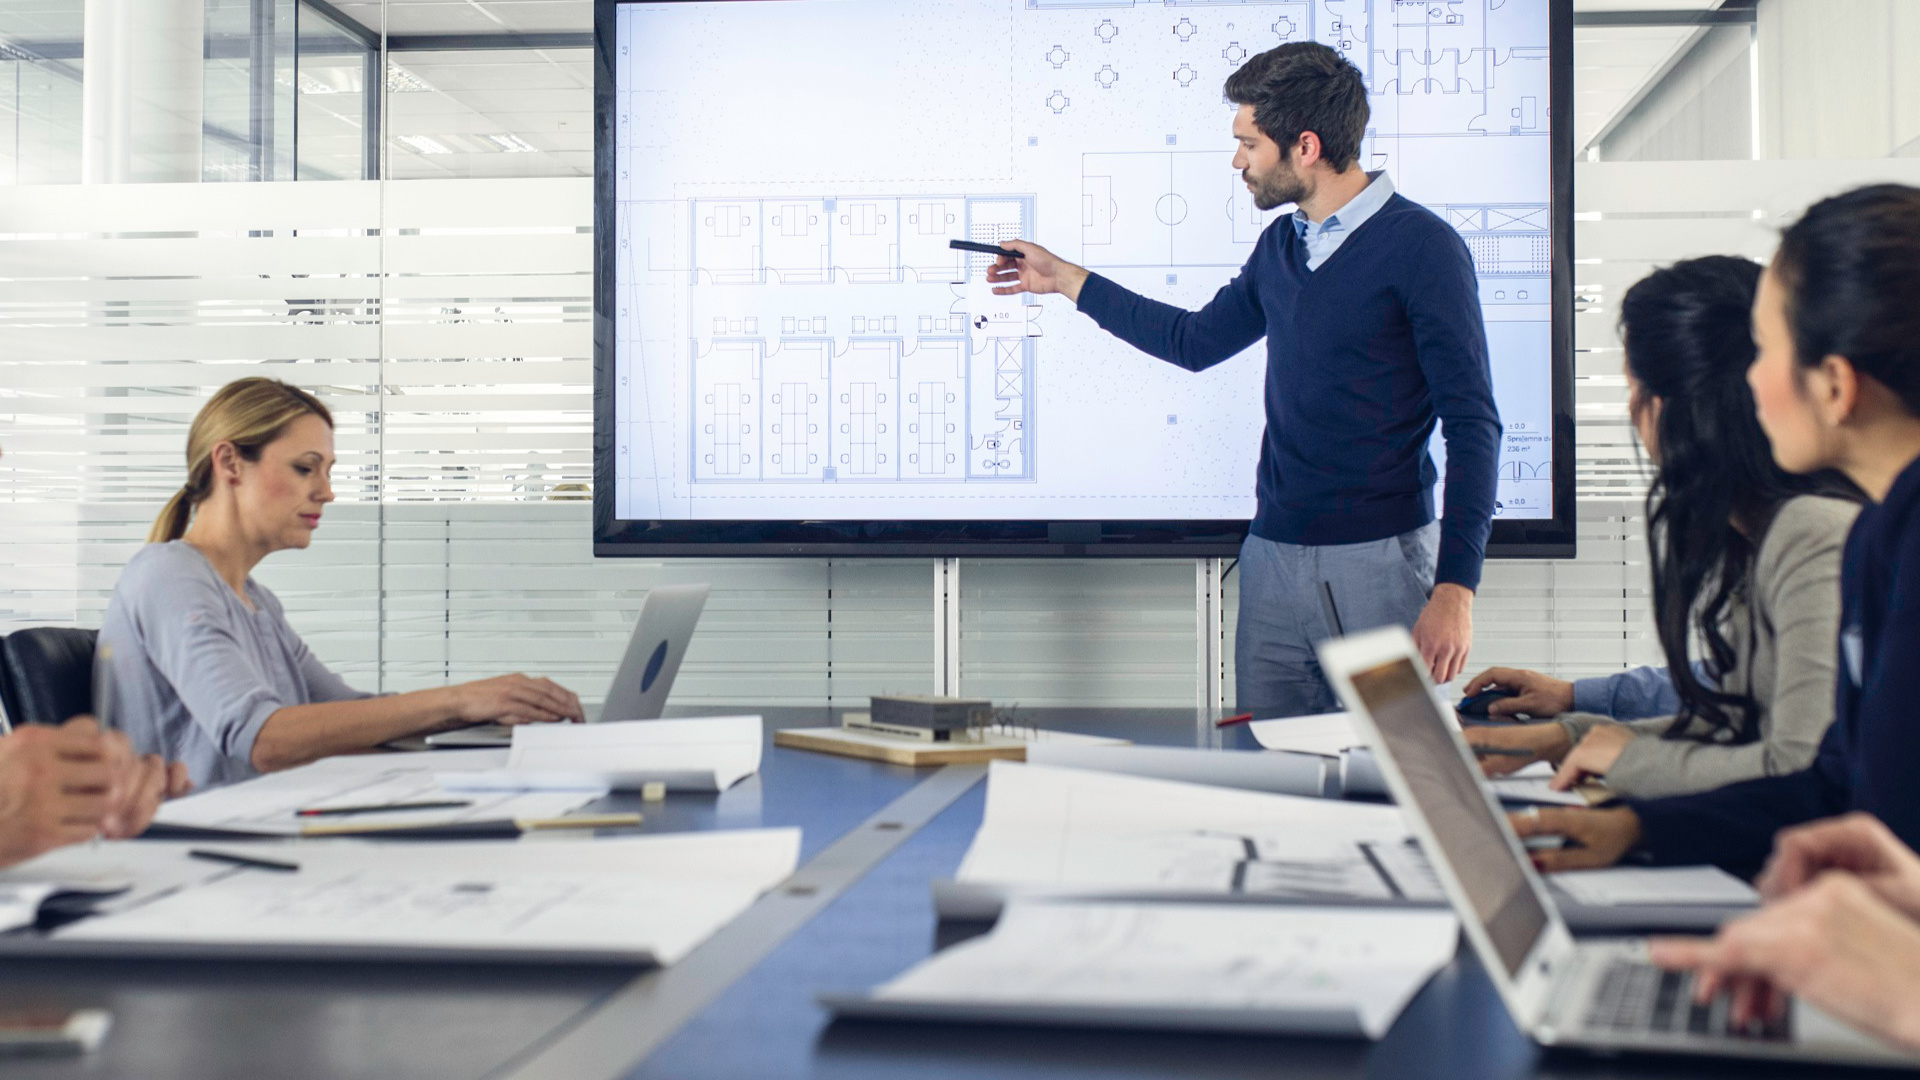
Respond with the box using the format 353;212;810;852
1458;686;1521;718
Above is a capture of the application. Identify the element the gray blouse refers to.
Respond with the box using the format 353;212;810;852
1556;495;1860;798
97;541;372;788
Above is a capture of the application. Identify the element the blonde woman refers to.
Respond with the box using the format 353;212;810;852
98;378;583;787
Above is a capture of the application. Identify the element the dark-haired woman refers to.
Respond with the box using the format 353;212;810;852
1516;184;1920;877
1463;256;1862;798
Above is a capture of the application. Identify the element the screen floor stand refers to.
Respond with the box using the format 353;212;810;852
932;558;961;695
1197;557;1226;717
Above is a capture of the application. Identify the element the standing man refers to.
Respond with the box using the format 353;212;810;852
988;42;1499;717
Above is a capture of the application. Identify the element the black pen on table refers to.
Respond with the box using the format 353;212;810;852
189;849;301;873
295;799;473;818
1472;746;1537;758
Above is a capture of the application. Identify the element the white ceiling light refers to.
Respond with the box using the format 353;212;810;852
398;134;452;155
387;66;434;93
484;134;538;153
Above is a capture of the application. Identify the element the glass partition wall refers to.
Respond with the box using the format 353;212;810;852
6;0;1913;711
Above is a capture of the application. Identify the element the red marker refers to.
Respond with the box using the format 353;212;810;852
1213;712;1256;728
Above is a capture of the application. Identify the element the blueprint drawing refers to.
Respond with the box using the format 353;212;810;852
614;0;1553;522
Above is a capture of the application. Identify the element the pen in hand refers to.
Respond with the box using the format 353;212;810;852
1472;746;1537;758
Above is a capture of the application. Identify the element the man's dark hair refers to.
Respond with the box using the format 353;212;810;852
1223;42;1369;171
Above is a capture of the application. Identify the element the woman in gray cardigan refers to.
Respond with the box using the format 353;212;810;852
1464;256;1863;799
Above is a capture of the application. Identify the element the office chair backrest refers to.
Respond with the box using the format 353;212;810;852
0;627;98;727
0;634;11;731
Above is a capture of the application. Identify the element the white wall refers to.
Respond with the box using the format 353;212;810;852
1759;0;1920;160
1597;23;1753;162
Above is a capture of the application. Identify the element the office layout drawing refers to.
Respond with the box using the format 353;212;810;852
676;194;1039;486
614;0;1554;522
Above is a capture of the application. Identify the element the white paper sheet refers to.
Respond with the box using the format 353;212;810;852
447;715;764;793
0;840;232;915
1551;865;1760;907
956;763;1412;901
1486;761;1594;807
50;830;800;964
1023;744;1327;797
1246;712;1363;757
872;902;1460;1039
0;884;56;934
153;750;603;835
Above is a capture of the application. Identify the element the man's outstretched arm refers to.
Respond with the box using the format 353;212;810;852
987;239;1266;373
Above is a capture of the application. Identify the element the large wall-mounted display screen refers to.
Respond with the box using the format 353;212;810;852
595;0;1573;556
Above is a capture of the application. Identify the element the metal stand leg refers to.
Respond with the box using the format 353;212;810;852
1196;557;1226;717
932;557;961;695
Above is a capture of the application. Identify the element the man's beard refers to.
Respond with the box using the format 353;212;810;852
1246;164;1307;211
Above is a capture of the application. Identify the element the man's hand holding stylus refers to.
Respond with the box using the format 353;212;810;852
987;240;1089;303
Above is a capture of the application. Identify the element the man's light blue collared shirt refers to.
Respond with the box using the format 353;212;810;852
1292;170;1395;271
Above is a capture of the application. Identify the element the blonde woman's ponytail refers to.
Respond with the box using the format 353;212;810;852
148;378;333;545
148;487;194;543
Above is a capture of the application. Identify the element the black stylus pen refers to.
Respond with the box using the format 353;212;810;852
948;239;1025;259
189;848;301;873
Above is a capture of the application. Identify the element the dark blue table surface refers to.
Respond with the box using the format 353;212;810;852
632;710;1882;1080
0;708;1883;1079
0;708;932;1080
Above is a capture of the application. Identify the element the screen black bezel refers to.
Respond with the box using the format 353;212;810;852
592;0;1576;558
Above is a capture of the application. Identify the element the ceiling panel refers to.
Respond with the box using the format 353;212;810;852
1573;0;1722;10
329;0;589;38
1;0;1735;180
1573;24;1698;151
0;0;83;41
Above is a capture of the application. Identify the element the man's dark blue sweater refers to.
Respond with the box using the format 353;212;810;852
1629;452;1920;879
1076;191;1502;590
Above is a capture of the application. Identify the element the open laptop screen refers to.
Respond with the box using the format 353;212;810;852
1349;657;1549;978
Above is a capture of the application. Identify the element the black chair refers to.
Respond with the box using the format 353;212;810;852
0;627;98;727
0;633;11;730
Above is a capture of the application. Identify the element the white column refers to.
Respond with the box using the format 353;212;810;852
82;0;203;183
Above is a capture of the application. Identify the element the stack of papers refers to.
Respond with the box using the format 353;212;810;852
1023;743;1329;797
828;901;1460;1038
1248;712;1609;807
1551;866;1759;908
0;831;800;965
938;763;1435;919
153;750;603;836
1486;760;1604;807
442;715;764;793
1247;711;1364;757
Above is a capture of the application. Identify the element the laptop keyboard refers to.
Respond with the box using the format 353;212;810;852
1584;959;1790;1042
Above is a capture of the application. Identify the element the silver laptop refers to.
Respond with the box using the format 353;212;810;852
1318;626;1920;1069
426;583;710;748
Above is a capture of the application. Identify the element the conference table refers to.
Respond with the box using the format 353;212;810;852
0;710;1852;1079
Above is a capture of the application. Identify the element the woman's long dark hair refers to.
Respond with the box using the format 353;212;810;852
1624;256;1862;742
